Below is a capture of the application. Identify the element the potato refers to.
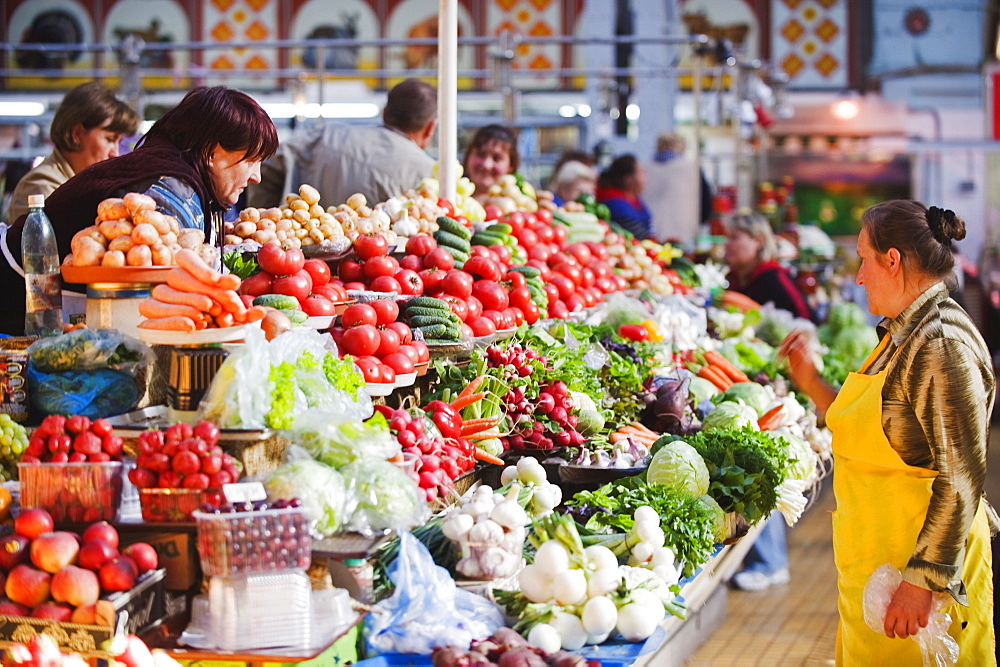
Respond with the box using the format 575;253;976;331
151;244;173;266
79;226;108;247
292;209;310;223
177;229;205;249
235;221;257;238
101;250;126;267
252;229;276;245
308;228;324;243
223;221;235;234
97;219;133;241
131;223;160;246
346;193;367;210
308;204;324;218
166;216;180;235
333;210;353;226
304;219;318;232
284;193;300;205
123;192;157;217
224;234;242;245
97;198;129;222
294;228;308;239
197;245;218;267
126;244;152;266
356;205;373;218
263;207;282;222
108;236;135;253
276;219;293;232
300;236;314;246
285;236;302;249
298;184;321;205
281;208;294;219
256;219;276;232
242;207;261;222
289;199;309;212
159;231;177;246
133;209;172;234
72;237;106;267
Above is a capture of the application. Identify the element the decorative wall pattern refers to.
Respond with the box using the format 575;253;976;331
771;0;848;89
486;0;562;88
202;0;277;85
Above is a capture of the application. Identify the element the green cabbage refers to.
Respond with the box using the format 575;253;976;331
340;459;426;533
569;390;605;436
826;302;868;334
688;377;719;405
701;402;759;432
266;459;347;536
646;440;710;498
766;430;817;482
717;382;771;416
699;494;728;543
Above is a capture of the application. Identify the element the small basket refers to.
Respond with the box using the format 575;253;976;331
18;462;124;522
139;487;220;522
193;507;311;576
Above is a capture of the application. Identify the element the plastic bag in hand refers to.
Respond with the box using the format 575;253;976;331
364;532;504;655
862;564;959;666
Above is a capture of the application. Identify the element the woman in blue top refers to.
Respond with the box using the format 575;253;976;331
596;154;652;239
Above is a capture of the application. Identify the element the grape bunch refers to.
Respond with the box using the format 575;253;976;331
0;414;29;480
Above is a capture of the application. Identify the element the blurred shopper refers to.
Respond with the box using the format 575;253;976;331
8;81;140;222
248;78;437;208
596;154;652;239
464;124;518;203
549;159;597;208
780;200;996;663
644;132;712;245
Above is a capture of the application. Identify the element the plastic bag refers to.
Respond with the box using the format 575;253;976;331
364;532;505;655
28;328;152;373
339;459;428;535
862;564;959;666
265;457;352;537
285;409;398;469
27;366;140;419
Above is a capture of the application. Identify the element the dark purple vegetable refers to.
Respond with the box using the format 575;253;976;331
492;627;529;651
547;651;587;667
644;375;690;434
432;645;474;667
497;648;547;667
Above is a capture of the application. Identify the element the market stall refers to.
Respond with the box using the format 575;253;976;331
0;170;863;667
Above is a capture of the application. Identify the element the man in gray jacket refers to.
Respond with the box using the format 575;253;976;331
248;79;437;209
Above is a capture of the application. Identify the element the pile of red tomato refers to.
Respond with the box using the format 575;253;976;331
330;300;429;385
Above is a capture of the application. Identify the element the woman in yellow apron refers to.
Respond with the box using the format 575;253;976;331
780;200;998;665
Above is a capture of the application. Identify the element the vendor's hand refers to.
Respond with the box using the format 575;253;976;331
883;580;932;639
777;329;819;390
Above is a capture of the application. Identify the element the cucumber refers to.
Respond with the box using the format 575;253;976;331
434;230;472;253
280;308;308;324
508;266;541;279
471;232;506;247
423;338;463;345
406;306;458;320
438;245;470;265
485;223;513;235
405;296;452;312
417;324;461;340
436;216;472;241
253;294;299;310
409;315;459;328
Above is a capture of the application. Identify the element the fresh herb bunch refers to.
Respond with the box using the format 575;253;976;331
681;428;789;523
222;250;259;280
566;480;718;578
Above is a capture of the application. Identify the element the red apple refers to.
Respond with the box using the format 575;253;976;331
31;602;72;622
5;566;50;608
99;558;136;592
77;540;118;572
81;522;119;549
0;535;31;572
0;599;28;617
30;532;80;574
121;543;158;574
14;509;53;540
51;565;100;607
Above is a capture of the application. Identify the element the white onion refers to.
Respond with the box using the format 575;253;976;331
634;523;665;549
633;506;659;525
581;596;618;636
552;569;588;606
500;466;519;485
549;612;588;650
516;457;547;485
584;545;619;571
518;564;553;603
534;540;570;577
586;566;621;598
629;589;665;623
631;541;655;563
650;546;675;569
616;603;659;641
527;623;561;654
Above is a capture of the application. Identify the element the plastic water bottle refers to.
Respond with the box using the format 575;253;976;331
22;194;63;336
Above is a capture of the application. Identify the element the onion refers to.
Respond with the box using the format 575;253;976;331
633;506;659;526
584;545;618;572
518;564;553;603
552;569;588;606
527;623;562;654
534;540;570;577
548;612;588;650
261;309;292;341
586;566;621;598
581;596;618;636
615;602;659;642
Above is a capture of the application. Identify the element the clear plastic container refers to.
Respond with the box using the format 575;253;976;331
193;507;311;576
208;570;311;651
18;461;124;522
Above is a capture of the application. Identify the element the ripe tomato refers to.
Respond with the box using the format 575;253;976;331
534;224;554;244
505;271;527;289
522;301;541;324
399;254;424;272
551;224;567;245
482;310;511;330
504;211;527;234
394;269;424;295
483;204;503;221
506;307;525;326
549;274;576;300
410;340;430;363
363;256;398;280
462;256;503;282
490;244;512;265
554;262;583;287
302;259;331;287
353;357;382;383
238;271;274;297
258;244;305;276
437;198;456;218
442;270;473;299
370;275;402;293
405;234;437;256
465;295;483;320
341;324;380;356
273;270;313;303
441;295;469;322
376;328;401;357
514;227;537;249
419;268;446;294
508;286;532;311
535;208;554;225
354;233;389;260
468;316;497;337
386;321;413;345
423;248;455;271
379;364;396;384
301;296;337;318
472;280;508;312
338;259;365;283
382;352;415;375
396;344;420;365
341;303;377;328
369;299;400;326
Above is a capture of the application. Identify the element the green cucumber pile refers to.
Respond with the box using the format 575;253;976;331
402;296;463;344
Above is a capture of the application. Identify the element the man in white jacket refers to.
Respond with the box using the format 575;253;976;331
644;133;710;246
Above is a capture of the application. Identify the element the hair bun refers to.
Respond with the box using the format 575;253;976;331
926;206;966;244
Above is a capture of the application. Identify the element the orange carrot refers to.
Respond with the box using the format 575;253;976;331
455;376;486;402
175;248;223;285
461;417;502;436
138;298;203;321
137;316;197;332
465;431;503;441
698;365;731;391
474;448;505;466
166;268;246;315
451;391;487;411
704;351;751;383
758;405;785;431
629;421;659;437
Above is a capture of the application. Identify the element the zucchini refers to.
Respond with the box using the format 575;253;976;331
405;296;452;312
438;245;470;264
436;216;472;241
485;223;513;235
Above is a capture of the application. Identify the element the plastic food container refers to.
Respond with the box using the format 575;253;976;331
18;461;124;522
193;507;311;576
208;570;312;651
139;488;221;522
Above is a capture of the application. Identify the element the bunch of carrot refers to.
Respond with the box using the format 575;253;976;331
138;249;267;332
451;375;507;465
694;350;750;391
757;404;786;431
609;421;659;447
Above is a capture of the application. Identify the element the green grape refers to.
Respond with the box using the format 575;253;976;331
0;414;27;480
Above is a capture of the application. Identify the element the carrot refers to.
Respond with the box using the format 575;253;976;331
175;248;222;285
698;365;732;391
465;432;503;441
244;305;268;322
618;428;657;443
451;391;487;411
704;351;751;383
138;298;203;321
628;421;658;437
137;316;197;332
214;311;235;328
474;448;505;466
720;290;761;312
758;405;785;431
610;432;634;444
166;268;246;315
461;417;502;436
151;284;213;312
454;376;487;403
217;273;241;291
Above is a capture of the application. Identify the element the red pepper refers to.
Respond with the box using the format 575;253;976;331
431;410;461;438
618;324;650;342
424;400;459;420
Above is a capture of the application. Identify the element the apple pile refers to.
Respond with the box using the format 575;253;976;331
336;232;424;295
127;421;239;501
379;407;474;503
238;244;347;318
22;415;124;464
330;301;429;385
0;509;157;623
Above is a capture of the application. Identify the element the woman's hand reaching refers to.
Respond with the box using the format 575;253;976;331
777;328;838;417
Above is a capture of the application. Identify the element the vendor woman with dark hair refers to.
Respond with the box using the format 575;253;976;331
0;86;278;335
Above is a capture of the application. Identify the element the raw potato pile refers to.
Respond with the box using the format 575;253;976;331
65;193;214;268
382;189;447;238
605;234;675;295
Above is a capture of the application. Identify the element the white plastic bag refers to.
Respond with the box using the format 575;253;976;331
862;564;959;666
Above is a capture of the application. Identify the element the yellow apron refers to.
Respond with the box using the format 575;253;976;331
826;341;995;666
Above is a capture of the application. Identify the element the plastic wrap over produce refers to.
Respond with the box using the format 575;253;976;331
862;564;958;666
365;532;505;655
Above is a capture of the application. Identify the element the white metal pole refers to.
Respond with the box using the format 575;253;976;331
438;0;458;203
